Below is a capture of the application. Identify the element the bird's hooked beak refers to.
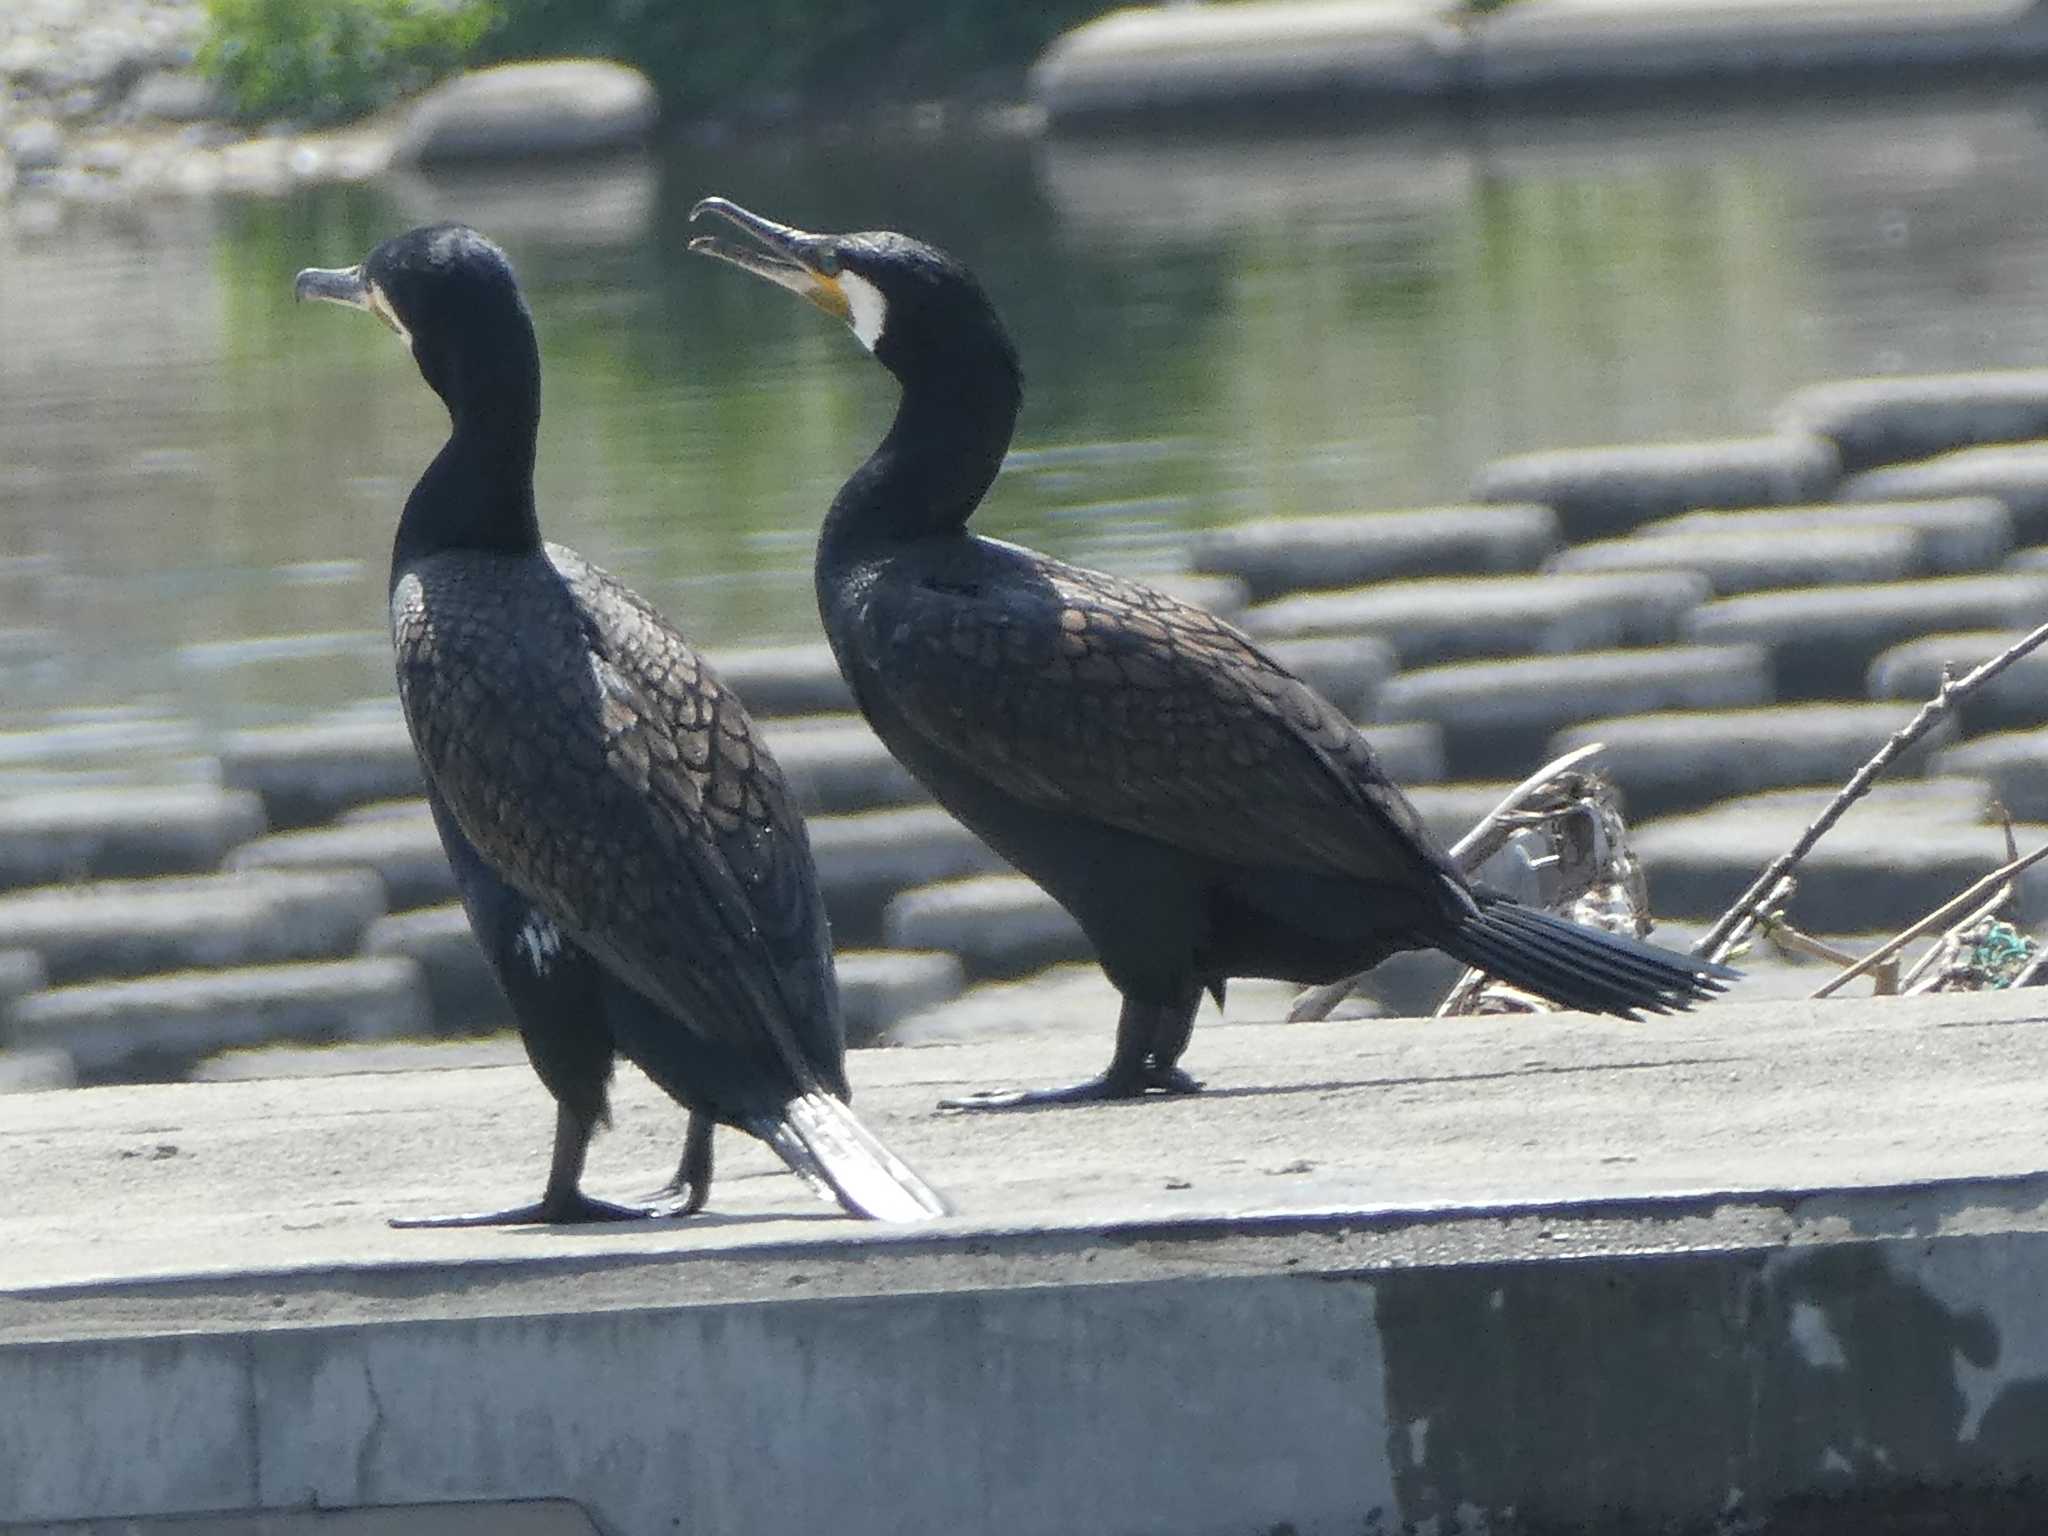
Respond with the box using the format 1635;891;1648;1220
293;263;410;342
687;197;852;323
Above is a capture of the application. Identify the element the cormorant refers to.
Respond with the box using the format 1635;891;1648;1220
689;198;1733;1109
295;224;948;1219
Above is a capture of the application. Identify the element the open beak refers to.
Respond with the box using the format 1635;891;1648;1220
687;197;852;322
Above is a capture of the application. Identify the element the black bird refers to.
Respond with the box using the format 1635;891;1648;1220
689;198;1733;1110
294;225;947;1220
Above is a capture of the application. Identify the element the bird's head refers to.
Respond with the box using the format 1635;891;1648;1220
294;224;534;410
688;197;1021;400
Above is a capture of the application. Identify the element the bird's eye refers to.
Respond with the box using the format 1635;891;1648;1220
817;248;841;278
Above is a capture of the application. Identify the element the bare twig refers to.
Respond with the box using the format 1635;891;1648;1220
1810;843;2048;999
1694;620;2048;965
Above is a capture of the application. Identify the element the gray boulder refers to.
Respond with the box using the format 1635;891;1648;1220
808;807;1008;945
0;870;386;985
1375;645;1772;779
221;718;424;829
759;716;927;815
227;811;456;912
360;902;507;1033
1841;443;2048;544
837;949;965;1048
1243;570;1708;666
1550;705;1957;821
705;643;855;719
882;876;1092;981
1644;498;2013;576
1782;370;2048;474
1545;526;1919;595
1474;435;1839;539
9;957;430;1084
0;785;264;891
1190;505;1558;601
1683;574;2048;700
1867;630;2048;733
395;60;658;165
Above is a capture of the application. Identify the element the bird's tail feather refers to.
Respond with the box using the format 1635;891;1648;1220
751;1092;952;1222
1440;895;1734;1020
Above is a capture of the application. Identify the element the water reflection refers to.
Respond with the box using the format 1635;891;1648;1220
3;88;2048;743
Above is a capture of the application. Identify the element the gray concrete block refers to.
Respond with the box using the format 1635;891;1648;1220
361;903;508;1034
808;807;1009;946
1842;443;2048;544
1646;497;2015;575
1633;786;2046;932
1243;571;1708;666
1544;525;1919;595
0;1046;74;1094
1475;0;2048;93
704;643;855;719
0;947;48;1018
1549;705;1958;821
1374;644;1772;779
8;957;431;1084
0;870;387;986
1682;574;2048;700
1257;635;1399;719
1782;369;2048;474
2009;544;2048;573
227;812;456;912
1031;0;1462;125
394;61;658;164
836;949;965;1048
1931;728;2048;822
758;716;928;815
0;716;205;769
882;876;1092;981
1867;630;2048;733
1361;720;1447;785
1473;435;1839;539
1190;505;1559;601
221;719;424;829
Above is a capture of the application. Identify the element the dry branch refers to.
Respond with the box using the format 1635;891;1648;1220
1693;619;2048;966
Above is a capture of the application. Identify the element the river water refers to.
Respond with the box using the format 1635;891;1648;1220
3;87;2048;752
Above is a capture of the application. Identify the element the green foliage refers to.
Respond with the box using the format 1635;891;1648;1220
200;0;497;125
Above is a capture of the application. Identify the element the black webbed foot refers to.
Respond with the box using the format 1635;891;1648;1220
939;1062;1203;1112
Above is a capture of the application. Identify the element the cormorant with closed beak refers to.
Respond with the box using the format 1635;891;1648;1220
296;224;947;1217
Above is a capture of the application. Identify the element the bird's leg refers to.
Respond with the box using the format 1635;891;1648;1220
390;1103;674;1227
636;1111;715;1216
941;990;1206;1111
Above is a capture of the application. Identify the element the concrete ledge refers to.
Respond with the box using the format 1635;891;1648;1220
12;991;2048;1532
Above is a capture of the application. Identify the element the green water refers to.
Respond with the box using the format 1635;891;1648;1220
4;90;2047;741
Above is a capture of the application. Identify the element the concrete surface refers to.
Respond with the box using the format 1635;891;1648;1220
11;991;2048;1532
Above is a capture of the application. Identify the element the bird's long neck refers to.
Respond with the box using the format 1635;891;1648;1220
818;359;1020;571
392;328;543;580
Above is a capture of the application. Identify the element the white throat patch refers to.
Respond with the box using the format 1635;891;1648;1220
841;270;887;353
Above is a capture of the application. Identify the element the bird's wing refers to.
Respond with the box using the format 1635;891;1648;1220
841;549;1459;892
392;549;833;1082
